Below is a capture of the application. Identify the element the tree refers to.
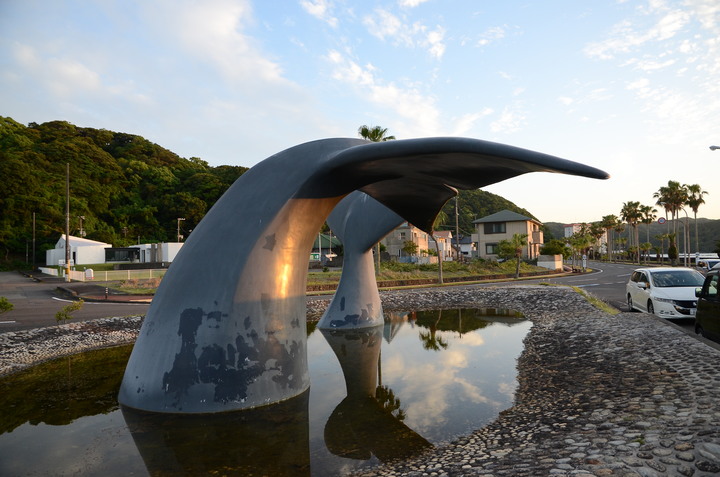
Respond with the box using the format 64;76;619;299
685;183;708;257
600;215;620;262
0;296;13;314
653;181;688;265
55;299;84;324
401;240;418;256
498;233;528;278
357;125;396;142
539;239;569;257
639;204;657;244
620;201;642;264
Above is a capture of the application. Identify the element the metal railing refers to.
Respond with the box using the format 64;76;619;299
39;267;167;282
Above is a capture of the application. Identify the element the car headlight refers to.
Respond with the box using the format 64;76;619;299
654;297;675;304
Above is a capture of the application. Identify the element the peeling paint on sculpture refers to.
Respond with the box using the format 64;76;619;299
118;137;609;414
317;192;403;329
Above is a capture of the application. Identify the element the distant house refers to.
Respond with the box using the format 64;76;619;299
452;235;476;259
473;210;543;260
46;235;111;266
311;233;341;264
430;230;455;261
126;242;184;264
380;222;432;263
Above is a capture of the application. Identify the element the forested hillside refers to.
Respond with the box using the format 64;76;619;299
0;117;247;264
0;116;538;268
439;190;535;236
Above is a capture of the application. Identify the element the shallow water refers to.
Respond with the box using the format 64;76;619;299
0;308;529;476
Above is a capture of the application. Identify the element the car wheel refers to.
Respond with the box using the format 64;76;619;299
627;294;636;312
695;324;704;337
647;300;655;315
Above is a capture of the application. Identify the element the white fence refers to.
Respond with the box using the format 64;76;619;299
39;267;167;282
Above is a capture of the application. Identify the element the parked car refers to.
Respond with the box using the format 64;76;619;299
697;258;720;275
695;268;720;341
626;267;706;318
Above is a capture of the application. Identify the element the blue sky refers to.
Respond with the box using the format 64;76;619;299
1;0;719;224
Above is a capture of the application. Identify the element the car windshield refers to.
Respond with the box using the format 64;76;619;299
650;270;705;288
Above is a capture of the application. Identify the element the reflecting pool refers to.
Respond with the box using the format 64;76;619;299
0;308;529;476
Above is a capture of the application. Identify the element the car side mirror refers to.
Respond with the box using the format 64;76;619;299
638;282;648;290
696;287;703;297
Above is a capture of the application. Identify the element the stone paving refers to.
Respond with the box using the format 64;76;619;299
2;285;720;476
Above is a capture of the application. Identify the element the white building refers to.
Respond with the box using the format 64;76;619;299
129;242;184;263
46;235;111;266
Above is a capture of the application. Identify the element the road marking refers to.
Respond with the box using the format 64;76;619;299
0;321;17;324
51;297;148;306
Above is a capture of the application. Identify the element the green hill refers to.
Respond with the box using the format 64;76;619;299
0;117;247;266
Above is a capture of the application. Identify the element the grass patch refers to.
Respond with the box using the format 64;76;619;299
540;282;619;315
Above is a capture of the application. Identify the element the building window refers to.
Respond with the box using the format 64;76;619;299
400;232;406;239
484;222;506;234
486;243;499;255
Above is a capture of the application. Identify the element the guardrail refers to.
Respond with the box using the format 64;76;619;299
39;267;167;282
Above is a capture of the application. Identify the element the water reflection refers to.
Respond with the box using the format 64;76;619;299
0;308;528;476
122;392;311;476
321;326;432;462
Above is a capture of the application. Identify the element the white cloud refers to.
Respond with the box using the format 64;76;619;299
398;0;430;7
145;0;286;84
362;9;446;59
451;109;493;136
300;0;339;27
477;26;507;47
490;108;526;134
326;49;440;133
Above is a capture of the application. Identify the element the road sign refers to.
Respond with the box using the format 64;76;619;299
658;217;666;224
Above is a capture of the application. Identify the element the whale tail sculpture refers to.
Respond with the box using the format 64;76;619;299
317;192;403;329
118;137;608;414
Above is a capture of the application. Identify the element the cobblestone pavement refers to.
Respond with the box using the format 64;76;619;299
2;285;720;476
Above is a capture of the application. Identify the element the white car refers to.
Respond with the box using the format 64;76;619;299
626;267;706;318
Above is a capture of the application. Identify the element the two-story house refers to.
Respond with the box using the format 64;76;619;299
380;222;431;262
473;210;543;260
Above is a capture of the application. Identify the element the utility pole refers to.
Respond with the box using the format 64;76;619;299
32;212;36;272
455;196;461;261
65;163;71;282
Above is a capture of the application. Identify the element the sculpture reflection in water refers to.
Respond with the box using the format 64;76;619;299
321;326;432;462
119;137;609;414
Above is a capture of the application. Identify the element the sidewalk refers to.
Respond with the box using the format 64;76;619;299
57;283;153;304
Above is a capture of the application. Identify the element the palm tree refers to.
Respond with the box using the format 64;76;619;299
653;181;688;265
685;183;708;257
620;201;642;264
655;233;668;263
358;125;397;273
600;215;619;262
358;125;396;142
639;204;657;244
507;233;529;278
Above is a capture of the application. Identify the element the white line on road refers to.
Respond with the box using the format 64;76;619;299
51;297;148;305
0;321;17;324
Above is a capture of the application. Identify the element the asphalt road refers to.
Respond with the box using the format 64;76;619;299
0;271;150;332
